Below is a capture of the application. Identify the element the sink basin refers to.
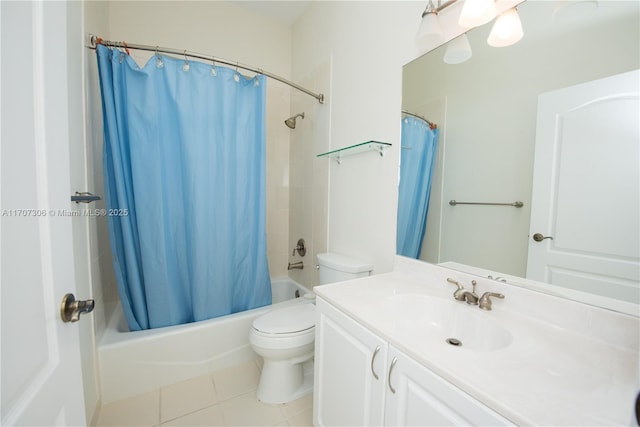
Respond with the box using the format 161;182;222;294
384;295;513;352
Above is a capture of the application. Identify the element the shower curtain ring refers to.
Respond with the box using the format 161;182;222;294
211;57;217;76
155;47;164;68
183;50;190;72
254;68;264;86
233;61;241;82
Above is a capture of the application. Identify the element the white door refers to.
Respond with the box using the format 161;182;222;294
383;347;512;426
1;1;87;425
313;298;387;427
527;70;640;303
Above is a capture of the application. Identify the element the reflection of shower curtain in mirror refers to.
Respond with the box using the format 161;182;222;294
97;45;272;331
397;117;439;258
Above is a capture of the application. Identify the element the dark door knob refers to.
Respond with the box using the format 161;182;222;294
60;293;95;323
532;233;554;242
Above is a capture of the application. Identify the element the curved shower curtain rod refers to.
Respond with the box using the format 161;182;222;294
88;34;325;104
402;110;437;130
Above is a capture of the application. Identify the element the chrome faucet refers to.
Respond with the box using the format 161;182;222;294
446;278;504;310
460;280;479;305
288;261;304;270
446;278;466;301
478;292;505;311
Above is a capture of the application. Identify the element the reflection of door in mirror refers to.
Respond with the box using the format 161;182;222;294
527;70;640;304
401;1;639;306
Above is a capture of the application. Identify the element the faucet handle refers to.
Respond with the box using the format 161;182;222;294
478;292;505;311
446;278;463;289
446;278;466;301
292;238;306;257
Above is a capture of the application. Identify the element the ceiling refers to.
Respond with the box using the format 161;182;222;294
226;0;312;26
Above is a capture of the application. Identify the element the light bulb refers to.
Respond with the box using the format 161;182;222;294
487;8;523;47
458;0;497;28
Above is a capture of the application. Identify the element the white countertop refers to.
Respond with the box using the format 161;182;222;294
314;258;640;426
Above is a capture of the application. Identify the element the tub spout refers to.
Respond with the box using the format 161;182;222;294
287;261;304;270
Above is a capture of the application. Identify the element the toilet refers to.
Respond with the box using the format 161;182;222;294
249;252;373;404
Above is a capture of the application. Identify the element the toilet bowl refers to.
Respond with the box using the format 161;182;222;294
250;253;373;404
250;303;316;404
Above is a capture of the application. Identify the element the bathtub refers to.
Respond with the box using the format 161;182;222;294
98;277;313;404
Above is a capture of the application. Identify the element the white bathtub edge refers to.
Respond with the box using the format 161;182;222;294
98;278;311;404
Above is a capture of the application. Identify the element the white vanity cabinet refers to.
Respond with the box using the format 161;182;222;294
384;347;512;426
314;297;513;427
313;297;388;426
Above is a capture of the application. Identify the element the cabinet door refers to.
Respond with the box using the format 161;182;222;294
314;298;388;427
384;347;513;426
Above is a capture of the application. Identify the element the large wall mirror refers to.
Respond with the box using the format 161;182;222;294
399;0;639;308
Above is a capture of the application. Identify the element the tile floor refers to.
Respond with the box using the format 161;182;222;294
96;358;313;427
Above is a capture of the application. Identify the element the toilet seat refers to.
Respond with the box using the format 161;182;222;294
252;303;315;335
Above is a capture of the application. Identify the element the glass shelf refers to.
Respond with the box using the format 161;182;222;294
317;141;392;163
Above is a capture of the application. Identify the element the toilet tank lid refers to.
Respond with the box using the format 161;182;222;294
317;253;373;274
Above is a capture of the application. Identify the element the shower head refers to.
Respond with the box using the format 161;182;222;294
284;112;305;129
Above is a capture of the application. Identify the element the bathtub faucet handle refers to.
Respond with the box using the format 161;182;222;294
292;238;306;257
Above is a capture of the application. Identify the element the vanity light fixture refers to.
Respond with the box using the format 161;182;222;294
443;33;473;64
416;0;445;48
458;0;497;27
415;0;526;64
487;7;524;47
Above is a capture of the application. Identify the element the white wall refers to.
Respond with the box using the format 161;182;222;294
403;1;640;276
292;1;425;275
84;0;115;332
82;2;113;424
287;60;331;286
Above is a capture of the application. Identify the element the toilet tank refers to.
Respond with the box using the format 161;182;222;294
317;253;373;285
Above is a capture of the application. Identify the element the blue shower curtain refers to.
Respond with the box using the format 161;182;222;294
97;45;271;331
397;116;439;258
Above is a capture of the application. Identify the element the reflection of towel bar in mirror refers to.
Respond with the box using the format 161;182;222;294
449;200;524;208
